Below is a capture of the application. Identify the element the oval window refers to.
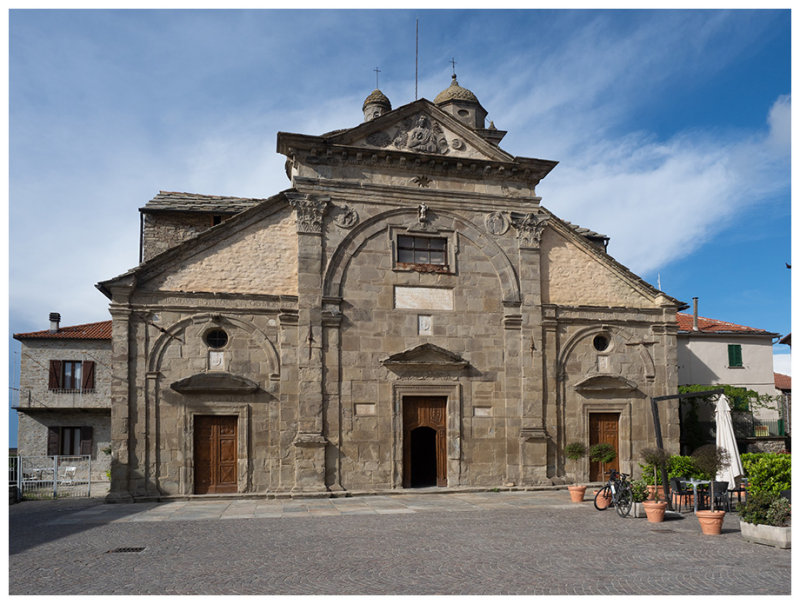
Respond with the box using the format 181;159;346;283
457;109;469;117
205;329;228;349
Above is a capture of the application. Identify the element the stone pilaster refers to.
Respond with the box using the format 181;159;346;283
106;281;134;503
287;192;329;493
322;298;344;491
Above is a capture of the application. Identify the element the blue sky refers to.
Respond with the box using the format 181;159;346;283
5;9;791;446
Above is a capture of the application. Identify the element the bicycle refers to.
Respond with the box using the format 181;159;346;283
593;468;633;517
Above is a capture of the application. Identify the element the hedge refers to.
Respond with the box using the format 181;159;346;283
741;452;791;496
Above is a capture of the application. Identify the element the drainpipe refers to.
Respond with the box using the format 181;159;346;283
692;297;699;331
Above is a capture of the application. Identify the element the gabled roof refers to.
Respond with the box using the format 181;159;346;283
98;190;293;299
774;372;791;391
13;320;112;341
676;313;778;336
141;191;266;214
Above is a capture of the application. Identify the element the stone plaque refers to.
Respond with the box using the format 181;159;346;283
394;286;454;310
474;407;492;417
355;403;376;416
209;351;225;369
418;315;433;335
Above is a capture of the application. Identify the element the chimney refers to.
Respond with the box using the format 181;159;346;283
692;298;699;331
49;312;61;333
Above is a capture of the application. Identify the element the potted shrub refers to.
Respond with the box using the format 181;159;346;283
641;447;669;522
738;491;791;548
565;442;588;502
691;444;731;535
589;443;616;507
630;478;650;518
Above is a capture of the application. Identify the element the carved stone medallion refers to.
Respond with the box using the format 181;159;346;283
333;204;359;229
485;211;509;236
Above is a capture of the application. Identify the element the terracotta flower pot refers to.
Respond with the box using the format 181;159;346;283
567;485;587;502
696;510;726;535
642;500;668;523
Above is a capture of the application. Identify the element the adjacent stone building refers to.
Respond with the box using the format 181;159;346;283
13;314;112;480
98;76;684;501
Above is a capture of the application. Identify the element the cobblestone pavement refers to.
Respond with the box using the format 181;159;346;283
8;489;791;595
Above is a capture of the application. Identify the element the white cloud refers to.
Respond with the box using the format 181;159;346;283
773;352;791;376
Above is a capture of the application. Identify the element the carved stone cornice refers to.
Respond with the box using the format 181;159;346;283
286;193;329;234
520;427;548;441
510;211;547;248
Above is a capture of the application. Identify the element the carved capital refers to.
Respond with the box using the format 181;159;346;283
287;194;328;233
510;212;547;248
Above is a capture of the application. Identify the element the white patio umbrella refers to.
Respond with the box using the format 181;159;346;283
715;394;744;485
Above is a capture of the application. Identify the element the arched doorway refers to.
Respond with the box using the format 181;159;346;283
403;397;447;487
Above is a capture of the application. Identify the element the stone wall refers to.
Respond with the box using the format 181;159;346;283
142;212;216;262
145;207;298;296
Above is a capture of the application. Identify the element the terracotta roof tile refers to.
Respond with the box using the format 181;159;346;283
774;373;791;391
676;313;773;334
13;320;112;341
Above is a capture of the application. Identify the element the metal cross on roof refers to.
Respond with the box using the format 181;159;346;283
450;57;457;75
374;67;381;89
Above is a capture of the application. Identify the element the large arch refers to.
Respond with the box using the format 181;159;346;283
322;207;521;305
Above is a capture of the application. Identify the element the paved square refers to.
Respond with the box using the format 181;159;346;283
8;490;791;595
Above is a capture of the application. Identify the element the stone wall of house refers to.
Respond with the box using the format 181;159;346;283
145;207;298;296
141;212;217;262
17;339;111;411
16;409;111;479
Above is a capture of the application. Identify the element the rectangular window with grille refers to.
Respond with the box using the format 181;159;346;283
397;235;448;267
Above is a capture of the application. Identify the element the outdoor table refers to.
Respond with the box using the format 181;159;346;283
684;478;710;513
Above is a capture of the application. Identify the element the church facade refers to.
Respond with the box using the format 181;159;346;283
99;76;684;500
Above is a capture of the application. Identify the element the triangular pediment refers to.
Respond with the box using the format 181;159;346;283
382;343;469;371
326;99;513;163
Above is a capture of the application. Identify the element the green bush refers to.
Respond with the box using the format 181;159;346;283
638;455;711;484
741;453;791;496
565;442;587;461
739;491;791;527
630;479;649;503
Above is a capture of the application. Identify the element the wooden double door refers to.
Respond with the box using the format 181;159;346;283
194;415;238;494
589;412;620;481
403;397;447;488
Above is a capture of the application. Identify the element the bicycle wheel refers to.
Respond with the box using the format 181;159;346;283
593;486;611;510
615;484;633;517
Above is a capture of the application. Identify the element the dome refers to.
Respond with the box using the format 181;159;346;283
362;89;391;111
434;74;480;105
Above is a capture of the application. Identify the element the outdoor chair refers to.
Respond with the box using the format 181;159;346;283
709;481;730;511
59;466;77;484
669;477;693;513
729;476;748;507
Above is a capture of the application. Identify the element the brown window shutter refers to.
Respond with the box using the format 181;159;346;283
81;361;95;390
48;360;62;390
79;426;93;456
47;427;60;456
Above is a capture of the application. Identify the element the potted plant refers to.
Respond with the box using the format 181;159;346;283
691;444;731;535
641;447;669;522
589;443;616;507
565;442;588;502
738;491;791;548
630;478;650;518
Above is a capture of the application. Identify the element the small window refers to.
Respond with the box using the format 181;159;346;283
593;335;610;352
728;344;743;367
48;360;95;392
205;329;228;349
211;215;223;226
47;425;93;457
397;235;448;267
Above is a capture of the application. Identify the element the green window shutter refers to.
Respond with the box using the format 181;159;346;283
728;344;743;367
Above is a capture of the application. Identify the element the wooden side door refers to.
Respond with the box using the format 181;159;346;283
589;412;620;481
194;415;238;494
403;397;447;488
